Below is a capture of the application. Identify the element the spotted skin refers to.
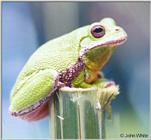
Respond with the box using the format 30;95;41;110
11;59;85;118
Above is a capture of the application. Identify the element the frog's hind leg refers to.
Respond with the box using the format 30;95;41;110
20;100;49;121
9;69;60;121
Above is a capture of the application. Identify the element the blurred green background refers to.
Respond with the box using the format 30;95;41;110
2;2;150;139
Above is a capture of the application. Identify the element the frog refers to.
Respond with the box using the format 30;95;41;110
9;18;127;121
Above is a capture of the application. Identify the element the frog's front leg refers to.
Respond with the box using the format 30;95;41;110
80;78;116;89
9;69;60;121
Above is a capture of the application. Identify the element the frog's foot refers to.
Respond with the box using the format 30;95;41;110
10;69;60;121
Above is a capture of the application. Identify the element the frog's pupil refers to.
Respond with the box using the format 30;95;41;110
94;28;102;33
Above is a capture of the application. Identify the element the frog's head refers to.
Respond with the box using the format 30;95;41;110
79;18;127;70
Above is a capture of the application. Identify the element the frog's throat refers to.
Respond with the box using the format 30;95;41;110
11;59;85;118
80;37;127;57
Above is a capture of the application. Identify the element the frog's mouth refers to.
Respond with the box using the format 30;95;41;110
97;37;127;47
80;36;127;57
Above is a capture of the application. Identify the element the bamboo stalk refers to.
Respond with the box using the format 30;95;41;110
49;86;119;139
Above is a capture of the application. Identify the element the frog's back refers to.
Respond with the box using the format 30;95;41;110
10;32;80;101
18;33;79;81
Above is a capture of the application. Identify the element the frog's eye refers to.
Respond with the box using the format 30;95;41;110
91;25;105;38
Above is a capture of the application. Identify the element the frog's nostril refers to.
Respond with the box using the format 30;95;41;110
115;28;120;31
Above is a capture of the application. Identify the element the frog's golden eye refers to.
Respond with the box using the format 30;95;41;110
91;25;105;38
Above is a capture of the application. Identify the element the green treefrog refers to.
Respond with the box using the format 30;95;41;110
9;18;127;121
